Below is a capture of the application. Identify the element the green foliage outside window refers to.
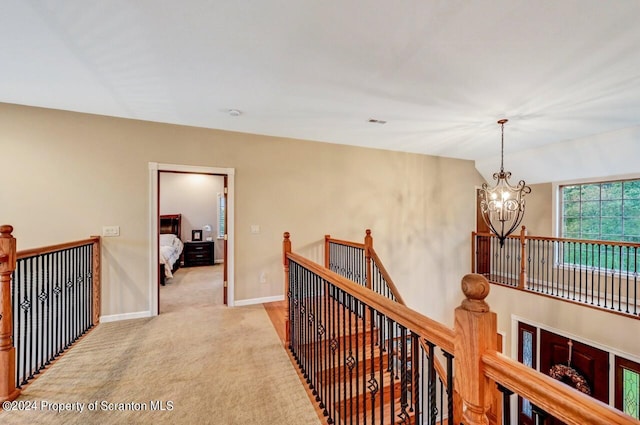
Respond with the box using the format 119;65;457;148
561;179;640;270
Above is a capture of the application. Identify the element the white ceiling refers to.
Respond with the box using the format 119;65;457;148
2;1;640;183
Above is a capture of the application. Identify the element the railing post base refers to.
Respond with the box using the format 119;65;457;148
0;349;20;402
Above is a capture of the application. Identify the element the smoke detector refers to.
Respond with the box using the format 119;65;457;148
228;109;242;117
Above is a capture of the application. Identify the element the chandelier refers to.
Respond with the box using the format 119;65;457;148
479;119;531;247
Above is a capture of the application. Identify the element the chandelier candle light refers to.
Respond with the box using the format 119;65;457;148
479;119;531;247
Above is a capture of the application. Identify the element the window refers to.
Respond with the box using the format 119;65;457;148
217;193;226;239
561;179;640;242
616;356;640;420
518;322;537;424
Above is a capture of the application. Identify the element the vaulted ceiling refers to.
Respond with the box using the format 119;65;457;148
2;1;640;184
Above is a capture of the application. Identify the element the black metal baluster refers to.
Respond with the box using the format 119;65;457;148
387;318;394;424
27;257;35;380
42;253;50;367
329;281;336;425
399;325;409;424
626;246;631;313
347;292;354;425
597;244;602;307
634;247;638;316
378;313;384;424
427;341;436;425
321;278;329;419
438;378;444;425
616;245;622;312
368;306;376;425
444;350;454;424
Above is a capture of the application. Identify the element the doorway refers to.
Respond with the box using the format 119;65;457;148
149;162;235;316
516;323;610;424
158;171;228;312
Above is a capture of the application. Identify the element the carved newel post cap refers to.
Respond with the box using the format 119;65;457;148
365;229;371;236
283;232;290;240
461;273;490;313
0;225;14;237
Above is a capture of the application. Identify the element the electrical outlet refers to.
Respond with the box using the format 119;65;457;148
259;271;268;284
102;226;120;237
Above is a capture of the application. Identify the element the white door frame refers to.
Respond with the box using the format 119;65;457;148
148;162;235;315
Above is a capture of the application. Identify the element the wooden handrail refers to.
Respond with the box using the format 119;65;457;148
473;228;640;248
368;248;406;305
287;250;456;353
325;237;366;250
16;237;100;259
483;351;639;425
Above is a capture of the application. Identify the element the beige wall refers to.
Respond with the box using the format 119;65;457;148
1;103;483;321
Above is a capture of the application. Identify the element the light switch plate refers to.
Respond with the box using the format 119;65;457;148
102;225;120;237
250;225;260;234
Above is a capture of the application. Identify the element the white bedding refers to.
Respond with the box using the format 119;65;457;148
159;233;184;279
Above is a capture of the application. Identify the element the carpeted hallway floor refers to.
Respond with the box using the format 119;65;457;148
0;265;321;425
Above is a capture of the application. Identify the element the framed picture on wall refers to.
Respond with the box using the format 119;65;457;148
192;229;203;241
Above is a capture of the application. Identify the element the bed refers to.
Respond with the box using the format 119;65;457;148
159;214;184;286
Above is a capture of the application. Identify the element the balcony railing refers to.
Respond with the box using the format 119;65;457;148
0;225;101;402
472;227;640;319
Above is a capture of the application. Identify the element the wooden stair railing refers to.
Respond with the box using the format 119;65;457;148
472;226;640;320
285;232;639;425
325;229;461;419
0;225;101;402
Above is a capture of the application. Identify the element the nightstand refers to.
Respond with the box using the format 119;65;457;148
183;241;215;267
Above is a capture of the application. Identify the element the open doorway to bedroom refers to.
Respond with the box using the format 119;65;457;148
149;162;235;316
158;171;227;313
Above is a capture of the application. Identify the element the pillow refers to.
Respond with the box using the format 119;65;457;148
159;233;178;246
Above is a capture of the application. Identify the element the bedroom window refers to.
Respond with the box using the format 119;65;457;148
561;179;640;242
218;193;226;239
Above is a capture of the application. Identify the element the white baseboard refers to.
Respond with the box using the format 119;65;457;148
100;311;152;323
234;295;284;306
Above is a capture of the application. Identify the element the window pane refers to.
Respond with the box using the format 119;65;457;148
624;181;640;200
563;218;581;235
563;201;581;217
602;182;622;200
624;199;640;218
581;218;600;235
581;184;600;201
602;200;622;217
522;331;533;418
563;185;581;202
602;218;623;236
623;368;640;419
581;201;600;217
624;218;640;238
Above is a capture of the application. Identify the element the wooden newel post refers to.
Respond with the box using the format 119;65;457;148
324;234;330;269
454;273;497;425
364;229;373;290
0;225;20;402
283;232;291;344
90;236;101;325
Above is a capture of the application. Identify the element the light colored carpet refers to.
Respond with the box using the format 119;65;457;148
0;265;321;425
